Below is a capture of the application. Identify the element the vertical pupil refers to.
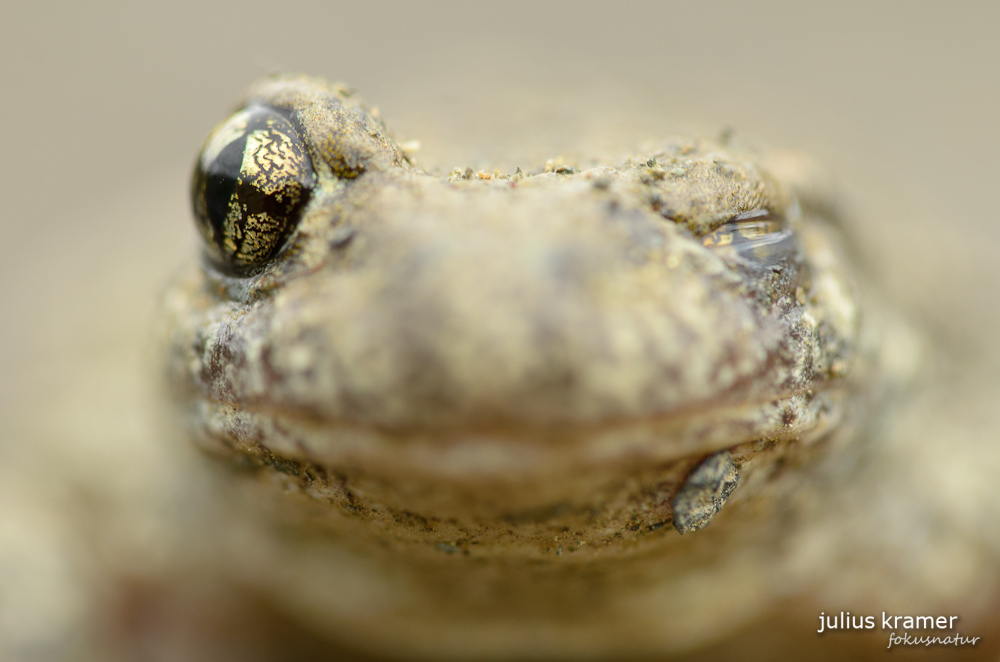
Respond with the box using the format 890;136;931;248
203;139;247;249
192;106;315;273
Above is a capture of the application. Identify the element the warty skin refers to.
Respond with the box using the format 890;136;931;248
154;74;997;659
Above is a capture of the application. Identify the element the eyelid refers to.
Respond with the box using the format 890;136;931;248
701;210;797;266
701;211;787;249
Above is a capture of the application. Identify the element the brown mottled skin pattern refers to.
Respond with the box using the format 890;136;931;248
168;75;872;556
7;74;998;661
157;74;950;658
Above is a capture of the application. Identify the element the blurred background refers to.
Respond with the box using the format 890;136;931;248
1;1;998;659
3;1;999;391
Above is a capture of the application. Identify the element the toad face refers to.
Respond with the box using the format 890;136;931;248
161;73;913;657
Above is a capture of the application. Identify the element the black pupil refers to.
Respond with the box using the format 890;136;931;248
192;105;315;273
202;140;245;230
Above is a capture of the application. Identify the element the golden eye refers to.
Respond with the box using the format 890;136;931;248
191;105;315;274
701;210;797;266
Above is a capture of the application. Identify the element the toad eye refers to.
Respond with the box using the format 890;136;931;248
701;210;796;266
191;105;315;274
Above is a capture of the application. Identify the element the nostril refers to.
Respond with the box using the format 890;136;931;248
327;225;355;250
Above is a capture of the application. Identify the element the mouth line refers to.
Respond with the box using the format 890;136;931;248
181;345;849;438
188;377;848;485
192;378;829;429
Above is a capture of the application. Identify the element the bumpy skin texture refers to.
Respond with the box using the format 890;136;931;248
671;450;740;535
161;74;921;658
